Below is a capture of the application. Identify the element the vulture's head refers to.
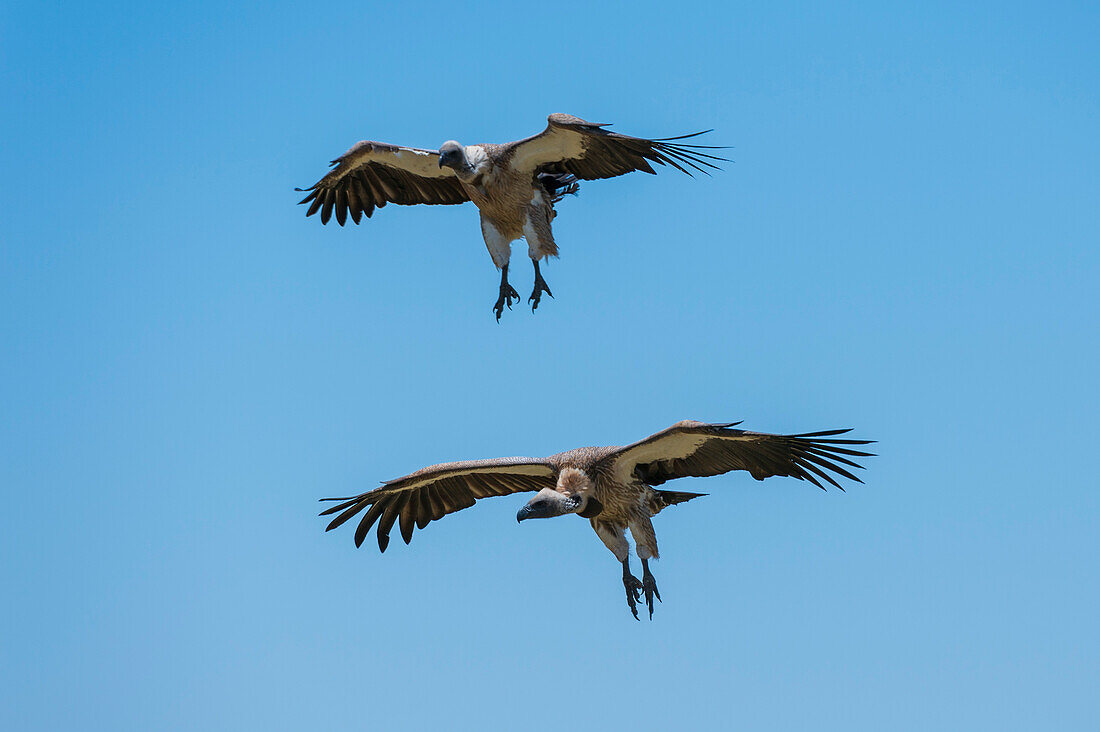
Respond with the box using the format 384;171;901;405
516;469;603;522
437;140;465;170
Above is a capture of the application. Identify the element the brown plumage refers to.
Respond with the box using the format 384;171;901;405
296;114;727;320
320;420;874;619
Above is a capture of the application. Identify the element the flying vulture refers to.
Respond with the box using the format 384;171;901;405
320;420;874;619
296;114;726;320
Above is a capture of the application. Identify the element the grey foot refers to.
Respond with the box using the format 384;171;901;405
528;274;553;312
493;282;520;321
642;573;661;620
623;573;643;621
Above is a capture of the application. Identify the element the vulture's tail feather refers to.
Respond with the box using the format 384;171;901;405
652;489;707;513
538;172;580;204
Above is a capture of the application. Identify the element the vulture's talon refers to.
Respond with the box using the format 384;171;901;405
528;285;552;311
642;574;661;620
623;572;643;620
493;282;521;321
529;266;553;312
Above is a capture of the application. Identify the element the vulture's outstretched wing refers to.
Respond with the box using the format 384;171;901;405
296;141;470;226
319;457;557;552
503;113;728;181
603;421;874;490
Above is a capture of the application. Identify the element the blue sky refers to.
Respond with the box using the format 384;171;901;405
2;1;1097;729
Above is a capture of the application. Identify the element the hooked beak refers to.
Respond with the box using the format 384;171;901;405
438;156;445;169
516;505;533;523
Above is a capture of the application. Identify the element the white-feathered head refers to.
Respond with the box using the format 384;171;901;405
437;140;465;170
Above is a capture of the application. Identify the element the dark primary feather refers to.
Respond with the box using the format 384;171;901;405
318;457;557;552
606;421;875;491
296;141;470;227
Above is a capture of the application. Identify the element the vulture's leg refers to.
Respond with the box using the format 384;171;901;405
630;517;661;619
523;206;557;312
481;217;518;321
592;519;638;620
622;560;643;621
528;259;553;311
493;264;520;322
640;558;662;620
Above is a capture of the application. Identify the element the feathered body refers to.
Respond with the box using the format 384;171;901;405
448;143;564;267
543;448;666;561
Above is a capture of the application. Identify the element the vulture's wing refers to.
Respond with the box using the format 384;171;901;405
602;421;874;490
319;457;558;552
502;113;728;181
296;141;470;226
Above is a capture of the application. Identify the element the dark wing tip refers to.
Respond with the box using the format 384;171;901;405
653;129;714;141
794;428;854;437
779;428;877;492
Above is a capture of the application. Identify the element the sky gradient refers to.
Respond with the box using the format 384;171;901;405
2;1;1098;729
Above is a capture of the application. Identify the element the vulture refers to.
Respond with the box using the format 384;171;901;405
320;420;874;619
296;114;726;320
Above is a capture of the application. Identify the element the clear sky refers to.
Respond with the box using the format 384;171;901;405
2;1;1098;729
